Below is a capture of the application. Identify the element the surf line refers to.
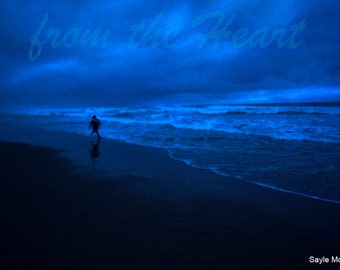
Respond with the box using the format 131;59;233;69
28;14;113;62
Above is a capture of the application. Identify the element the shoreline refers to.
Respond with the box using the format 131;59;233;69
1;125;340;269
167;147;340;205
2;122;339;204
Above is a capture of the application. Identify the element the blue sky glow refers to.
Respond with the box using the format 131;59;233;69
1;0;339;109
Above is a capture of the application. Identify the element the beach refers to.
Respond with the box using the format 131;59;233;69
2;0;340;268
1;124;339;270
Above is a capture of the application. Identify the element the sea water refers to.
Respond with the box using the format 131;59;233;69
3;103;340;203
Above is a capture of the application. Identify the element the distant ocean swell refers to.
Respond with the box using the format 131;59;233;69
101;105;340;144
3;103;340;204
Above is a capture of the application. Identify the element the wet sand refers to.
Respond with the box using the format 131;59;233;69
1;125;339;269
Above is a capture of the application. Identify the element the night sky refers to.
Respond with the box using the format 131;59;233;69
1;0;340;108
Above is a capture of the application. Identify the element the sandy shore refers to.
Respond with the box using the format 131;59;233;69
1;125;339;269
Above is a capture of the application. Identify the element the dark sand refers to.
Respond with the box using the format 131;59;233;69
1;125;339;270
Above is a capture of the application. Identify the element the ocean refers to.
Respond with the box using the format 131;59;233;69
3;103;340;204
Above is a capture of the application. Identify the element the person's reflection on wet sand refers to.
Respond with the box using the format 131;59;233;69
90;138;100;164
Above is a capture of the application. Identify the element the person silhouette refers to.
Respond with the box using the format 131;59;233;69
89;115;101;139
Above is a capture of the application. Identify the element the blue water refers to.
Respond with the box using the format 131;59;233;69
3;103;340;203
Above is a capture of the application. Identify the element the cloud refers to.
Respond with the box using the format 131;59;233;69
0;0;339;108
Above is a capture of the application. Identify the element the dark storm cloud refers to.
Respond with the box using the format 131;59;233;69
1;0;339;108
